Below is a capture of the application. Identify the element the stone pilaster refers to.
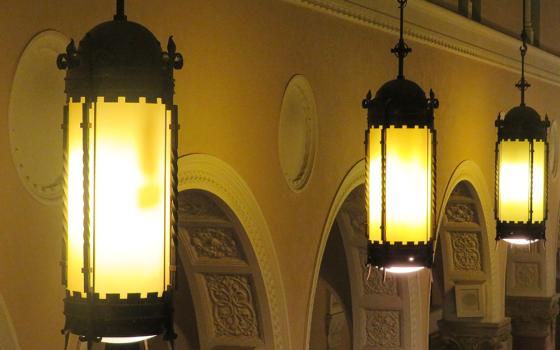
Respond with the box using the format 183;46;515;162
437;319;511;350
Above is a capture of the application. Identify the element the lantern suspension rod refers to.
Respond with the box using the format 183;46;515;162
114;0;127;21
391;0;411;80
516;0;530;106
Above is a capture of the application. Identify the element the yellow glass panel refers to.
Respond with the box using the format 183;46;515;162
67;99;85;294
385;127;431;243
164;109;172;287
532;141;545;222
93;97;168;298
367;126;431;244
67;98;94;295
498;141;530;222
367;127;382;242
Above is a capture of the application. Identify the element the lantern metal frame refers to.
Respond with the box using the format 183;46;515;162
494;0;550;243
362;0;439;270
57;1;182;348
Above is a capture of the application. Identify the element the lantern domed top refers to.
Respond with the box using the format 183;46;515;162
497;105;549;141
363;79;438;128
57;0;182;102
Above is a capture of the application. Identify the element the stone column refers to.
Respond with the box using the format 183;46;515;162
437;319;511;350
506;295;560;350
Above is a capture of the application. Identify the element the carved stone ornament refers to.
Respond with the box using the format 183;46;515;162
327;293;346;349
9;30;68;204
450;232;482;271
451;182;473;197
327;312;345;348
446;203;477;223
506;295;560;338
278;75;318;192
341;186;367;236
438;319;511;350
205;274;260;338
365;310;401;347
178;190;227;221
514;262;539;289
362;262;398;296
188;227;243;260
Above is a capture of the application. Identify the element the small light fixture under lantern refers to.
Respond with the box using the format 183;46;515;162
362;0;439;274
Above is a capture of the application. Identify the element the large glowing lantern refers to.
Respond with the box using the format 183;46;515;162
495;107;549;244
494;6;549;245
57;0;182;347
362;0;438;274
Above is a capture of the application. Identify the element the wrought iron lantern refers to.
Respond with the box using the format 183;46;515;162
495;0;549;245
362;0;438;274
57;0;182;348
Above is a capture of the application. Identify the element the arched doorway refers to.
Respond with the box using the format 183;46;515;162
176;189;273;349
309;222;353;349
307;161;425;349
174;154;291;350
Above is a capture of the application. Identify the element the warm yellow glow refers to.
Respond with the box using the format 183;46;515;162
498;140;545;223
164;109;172;287
101;336;155;344
367;126;432;243
532;141;545;222
367;127;382;242
67;98;93;295
503;238;538;245
385;266;424;274
66;97;171;298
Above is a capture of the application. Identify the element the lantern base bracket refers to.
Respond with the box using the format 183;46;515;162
63;289;175;341
367;240;434;269
496;221;546;241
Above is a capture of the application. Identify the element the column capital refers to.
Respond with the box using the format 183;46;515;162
506;294;560;338
437;319;511;350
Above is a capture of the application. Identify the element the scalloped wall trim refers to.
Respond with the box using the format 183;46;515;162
178;154;291;350
283;0;560;87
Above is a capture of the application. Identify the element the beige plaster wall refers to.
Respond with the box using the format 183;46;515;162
482;0;522;36
1;1;560;349
540;0;560;54
428;0;458;12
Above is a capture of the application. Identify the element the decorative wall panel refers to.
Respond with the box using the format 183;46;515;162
450;232;482;271
188;227;243;260
366;310;401;347
514;263;540;289
205;274;260;338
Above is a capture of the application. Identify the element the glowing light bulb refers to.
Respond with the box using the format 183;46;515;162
503;238;538;245
385;266;424;274
101;335;156;344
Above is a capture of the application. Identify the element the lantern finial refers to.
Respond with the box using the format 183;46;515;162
391;0;411;80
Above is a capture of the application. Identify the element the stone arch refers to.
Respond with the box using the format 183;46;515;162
439;181;490;319
177;154;291;350
306;160;426;349
431;161;510;349
437;160;505;322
